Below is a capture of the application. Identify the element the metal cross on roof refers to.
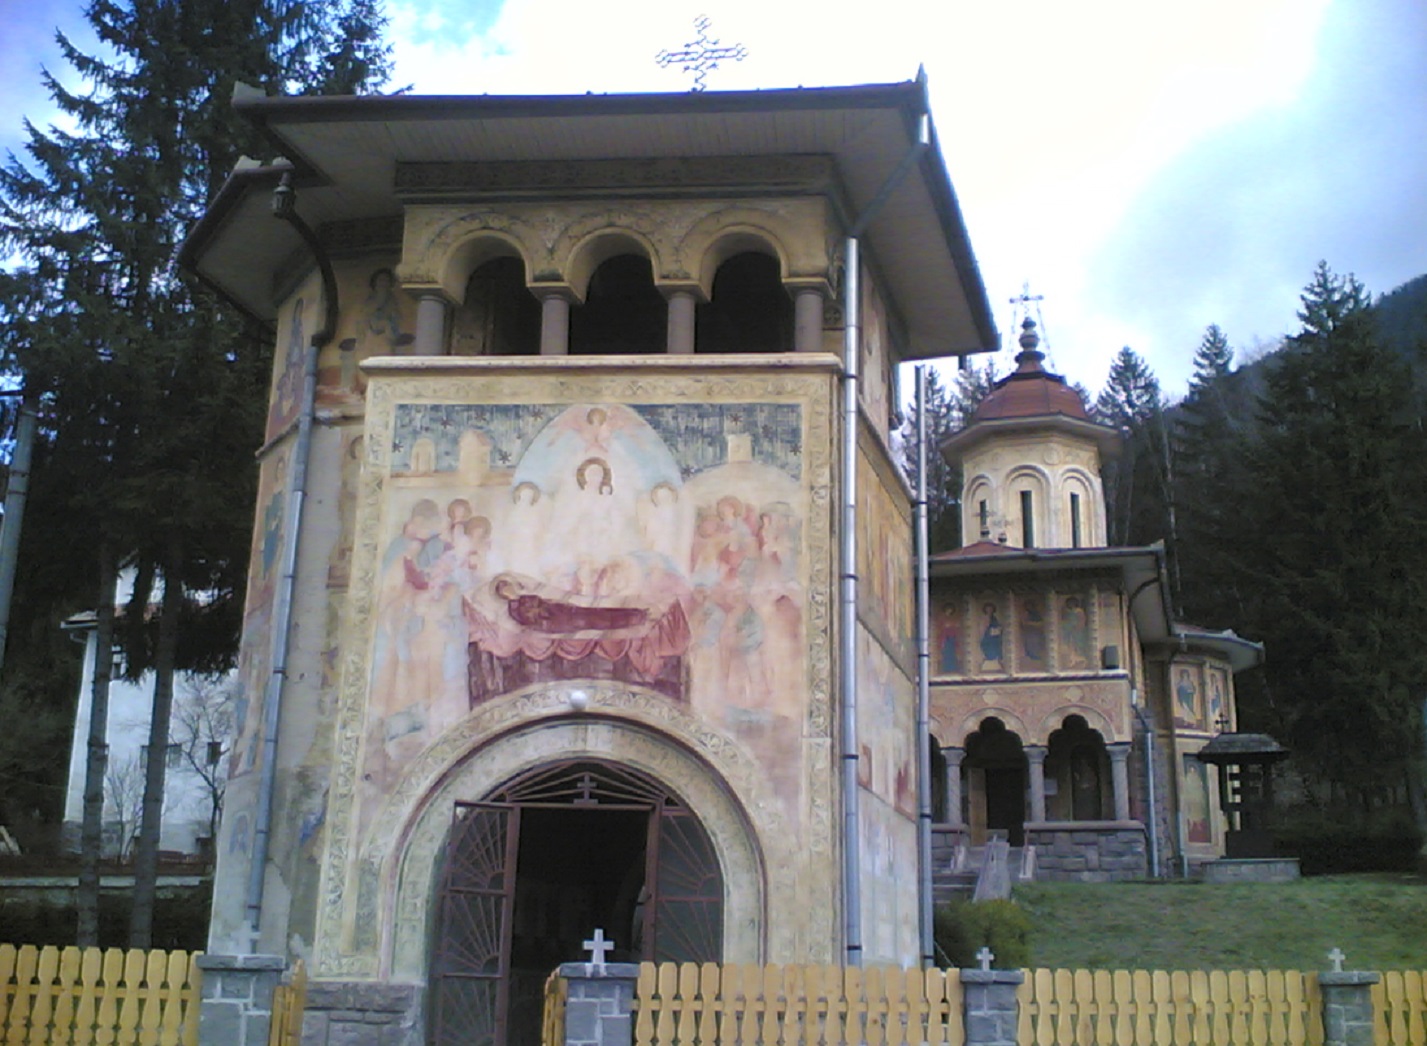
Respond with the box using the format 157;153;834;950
977;946;995;971
657;16;747;92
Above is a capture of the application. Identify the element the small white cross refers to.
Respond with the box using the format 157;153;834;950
977;946;995;971
1328;947;1345;973
584;928;615;968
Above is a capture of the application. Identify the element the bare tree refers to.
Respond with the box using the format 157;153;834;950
170;675;237;845
104;754;145;862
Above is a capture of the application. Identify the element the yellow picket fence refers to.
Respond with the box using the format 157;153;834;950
633;961;965;1046
0;944;307;1046
268;959;308;1046
0;944;201;1046
1376;971;1427;1046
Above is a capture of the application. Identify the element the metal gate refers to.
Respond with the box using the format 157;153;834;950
428;761;724;1046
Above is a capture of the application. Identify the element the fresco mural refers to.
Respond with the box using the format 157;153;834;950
1183;755;1213;844
934;597;963;676
267;296;310;442
357;400;809;813
1173;663;1204;730
975;595;1008;674
1017;591;1048;672
856;629;916;819
316;264;415;411
229;448;291;781
1206;666;1229;730
856;449;913;662
1057;592;1093;671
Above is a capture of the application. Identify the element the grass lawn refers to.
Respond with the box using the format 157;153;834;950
1011;874;1427;971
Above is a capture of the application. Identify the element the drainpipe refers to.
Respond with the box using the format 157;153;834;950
840;111;930;968
244;173;339;946
0;393;38;679
914;365;935;967
1133;697;1161;878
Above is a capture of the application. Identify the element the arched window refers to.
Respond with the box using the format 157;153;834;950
696;251;791;353
569;254;665;355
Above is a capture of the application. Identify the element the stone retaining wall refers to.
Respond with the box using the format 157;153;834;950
1024;821;1147;881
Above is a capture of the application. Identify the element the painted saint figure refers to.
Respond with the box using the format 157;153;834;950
979;602;1004;671
1059;595;1091;670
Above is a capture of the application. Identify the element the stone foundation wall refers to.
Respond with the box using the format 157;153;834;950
301;981;423;1046
1025;821;1147;881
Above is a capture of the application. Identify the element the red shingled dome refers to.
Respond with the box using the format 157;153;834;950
971;319;1091;423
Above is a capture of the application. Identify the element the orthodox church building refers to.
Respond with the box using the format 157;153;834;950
181;75;1257;1046
928;319;1262;881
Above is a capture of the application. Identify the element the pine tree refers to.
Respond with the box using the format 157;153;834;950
0;0;391;947
1244;263;1427;804
900;359;998;552
1095;348;1176;564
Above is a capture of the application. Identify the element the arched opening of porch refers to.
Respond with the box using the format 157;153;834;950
963;716;1027;845
696;251;792;353
1046;714;1109;821
569;254;666;355
451;255;541;356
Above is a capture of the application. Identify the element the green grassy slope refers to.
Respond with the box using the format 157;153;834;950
1011;876;1427;971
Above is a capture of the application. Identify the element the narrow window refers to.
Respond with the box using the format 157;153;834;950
1020;490;1035;548
1070;492;1082;548
977;499;990;540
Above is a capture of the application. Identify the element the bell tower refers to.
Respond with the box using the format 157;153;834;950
942;318;1119;549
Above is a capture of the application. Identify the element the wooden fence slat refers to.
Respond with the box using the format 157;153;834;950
1119;970;1141;1046
6;945;39;1046
1406;970;1426;1046
1150;970;1171;1046
25;945;60;1046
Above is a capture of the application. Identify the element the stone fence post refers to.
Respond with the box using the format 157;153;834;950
1320;968;1380;1046
196;954;286;1046
959;966;1024;1046
560;961;640;1046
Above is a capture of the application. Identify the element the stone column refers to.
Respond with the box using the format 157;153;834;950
540;294;571;356
1025;745;1048;823
560;962;639;1046
414;292;450;356
960;967;1024;1046
1320;968;1380;1046
1108;743;1132;821
665;290;696;355
196;954;285;1046
793;287;824;353
942;746;965;827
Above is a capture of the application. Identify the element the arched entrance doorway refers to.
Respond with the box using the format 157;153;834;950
964;717;1027;845
428;760;723;1046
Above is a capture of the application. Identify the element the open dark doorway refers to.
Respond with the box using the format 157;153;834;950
428;761;723;1046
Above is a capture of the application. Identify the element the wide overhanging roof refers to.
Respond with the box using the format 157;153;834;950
929;543;1264;672
182;78;998;360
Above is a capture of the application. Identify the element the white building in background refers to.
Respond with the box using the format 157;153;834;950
61;572;234;859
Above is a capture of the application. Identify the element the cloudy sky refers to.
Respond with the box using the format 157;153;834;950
1;0;1421;398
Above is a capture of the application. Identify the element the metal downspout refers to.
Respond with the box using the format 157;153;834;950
841;113;930;967
0;394;38;678
914;366;935;966
245;174;339;946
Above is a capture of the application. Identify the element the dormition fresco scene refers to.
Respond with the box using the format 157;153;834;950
314;263;415;413
358;399;810;824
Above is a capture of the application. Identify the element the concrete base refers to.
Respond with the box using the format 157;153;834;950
1200;857;1301;883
